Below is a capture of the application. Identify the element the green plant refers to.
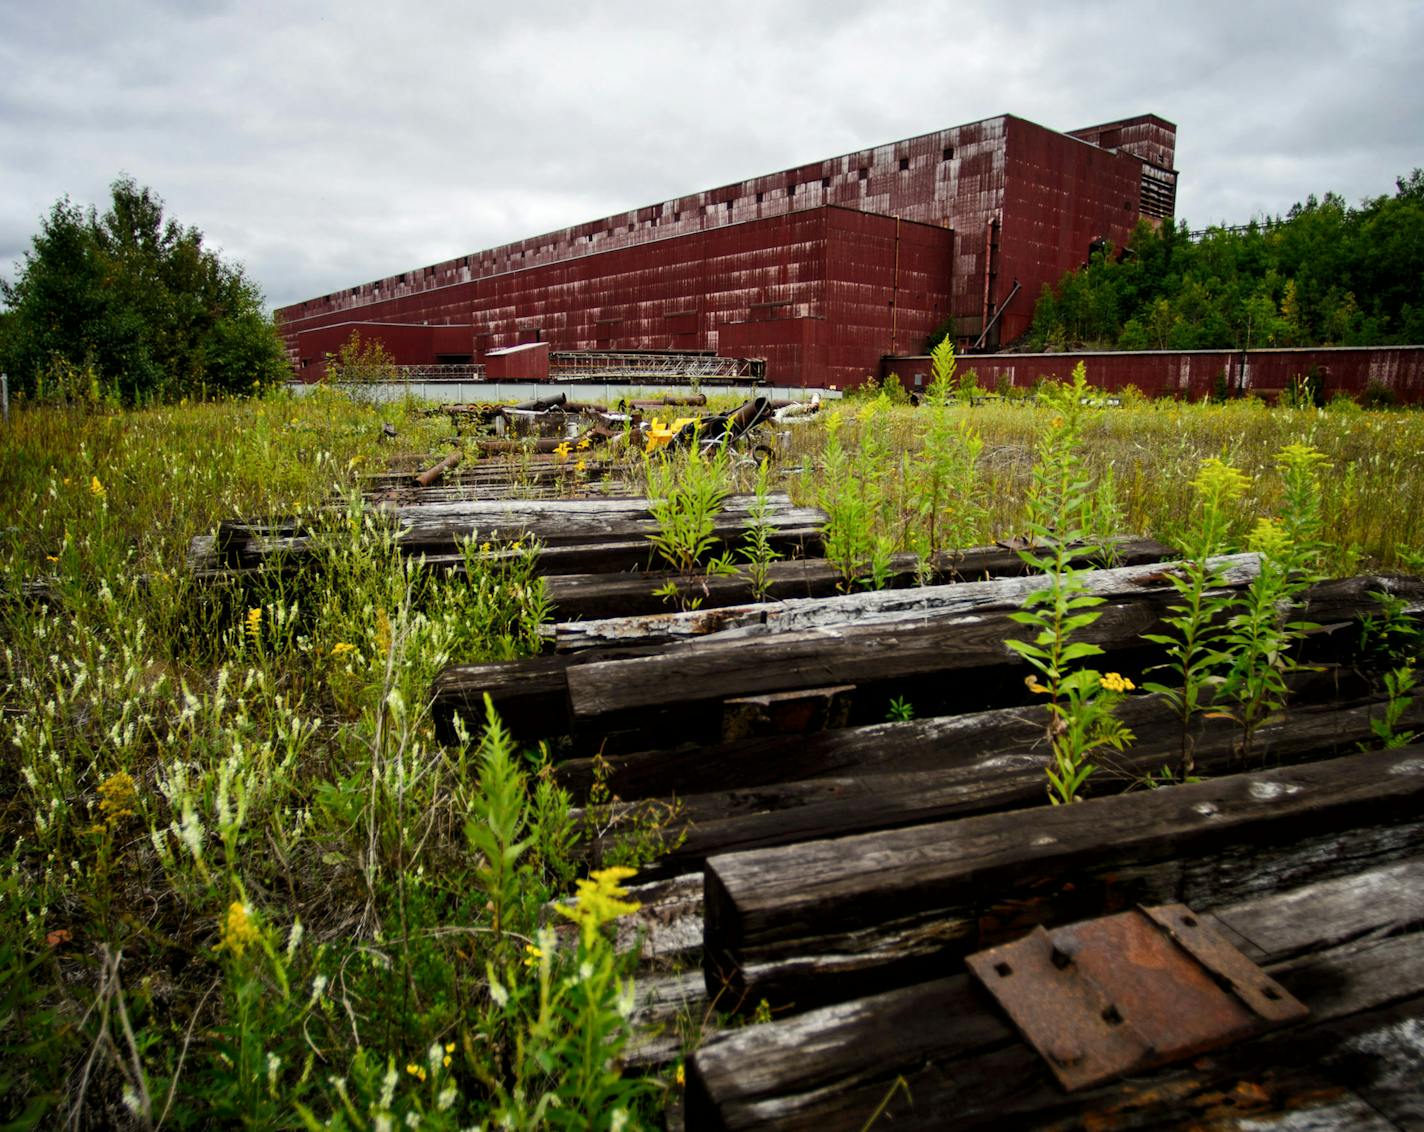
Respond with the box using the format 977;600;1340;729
818;407;893;592
645;440;737;610
1142;457;1252;779
885;696;915;722
926;337;957;407
1364;666;1418;749
1215;444;1331;761
903;413;986;581
584;755;689;872
739;456;782;601
325;331;398;403
1006;365;1136;803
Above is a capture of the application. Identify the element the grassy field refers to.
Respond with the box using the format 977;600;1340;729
1;384;1421;1129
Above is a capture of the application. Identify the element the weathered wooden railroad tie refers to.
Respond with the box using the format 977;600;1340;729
188;492;826;583
687;841;1424;1130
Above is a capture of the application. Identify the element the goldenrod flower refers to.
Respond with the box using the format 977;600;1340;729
245;607;262;640
89;475;106;498
330;642;356;657
1248;517;1292;561
97;771;138;826
219;901;261;958
555;866;641;945
1100;672;1135;694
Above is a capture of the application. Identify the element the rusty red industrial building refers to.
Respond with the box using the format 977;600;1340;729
276;112;1177;389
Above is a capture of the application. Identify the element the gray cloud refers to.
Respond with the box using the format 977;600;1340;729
2;0;1420;309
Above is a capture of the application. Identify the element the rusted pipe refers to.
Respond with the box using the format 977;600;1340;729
414;452;462;487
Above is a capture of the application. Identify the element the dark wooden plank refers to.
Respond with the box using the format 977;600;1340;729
686;858;1424;1130
596;693;1424;878
551;545;1229;652
542;537;1176;623
701;746;1424;1013
566;574;1424;748
556;666;1381;801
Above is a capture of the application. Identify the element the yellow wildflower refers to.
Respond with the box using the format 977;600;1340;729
219;901;261;958
555;866;641;945
676;1062;685;1088
522;942;543;969
245;607;262;640
576;436;592;450
406;1062;427;1082
330;642;356;657
1050;416;1064;429
89;475;106;498
554;441;572;460
46;554;60;563
1100;672;1135;694
97;771;138;827
1024;675;1051;695
375;608;391;655
1248;517;1292;562
575;459;587;474
479;541;492;554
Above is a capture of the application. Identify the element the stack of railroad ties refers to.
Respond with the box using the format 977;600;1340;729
428;539;1424;1130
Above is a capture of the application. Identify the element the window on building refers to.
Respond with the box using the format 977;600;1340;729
725;200;733;211
898;157;909;172
787;184;796;198
756;191;764;203
858;167;868;181
942;146;955;161
822;176;830;188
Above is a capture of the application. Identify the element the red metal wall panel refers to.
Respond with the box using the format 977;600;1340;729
485;342;550;381
284;206;953;388
997;119;1145;345
881;346;1424;403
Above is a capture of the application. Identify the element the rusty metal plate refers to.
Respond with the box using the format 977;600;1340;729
966;904;1308;1092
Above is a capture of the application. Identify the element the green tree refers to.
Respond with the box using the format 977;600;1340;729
0;176;287;403
1022;171;1424;353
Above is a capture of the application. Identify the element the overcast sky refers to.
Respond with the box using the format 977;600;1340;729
2;0;1420;310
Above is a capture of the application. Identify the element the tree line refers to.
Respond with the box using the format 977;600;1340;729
0;177;288;404
1024;170;1424;353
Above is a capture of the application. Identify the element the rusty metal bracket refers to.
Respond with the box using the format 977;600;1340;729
965;903;1308;1091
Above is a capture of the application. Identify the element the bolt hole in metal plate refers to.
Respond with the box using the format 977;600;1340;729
965;903;1308;1091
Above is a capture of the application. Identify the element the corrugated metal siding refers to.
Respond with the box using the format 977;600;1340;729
997;120;1145;345
288;207;953;387
881;346;1424;403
